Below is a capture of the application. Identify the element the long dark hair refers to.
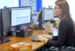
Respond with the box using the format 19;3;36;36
55;0;75;31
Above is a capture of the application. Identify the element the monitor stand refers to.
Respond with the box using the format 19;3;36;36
1;39;10;43
1;32;11;43
35;25;44;30
16;25;21;32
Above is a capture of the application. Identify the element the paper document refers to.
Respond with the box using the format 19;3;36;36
53;33;58;36
52;29;58;36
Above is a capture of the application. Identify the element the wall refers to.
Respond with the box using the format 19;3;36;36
0;0;19;9
42;0;56;8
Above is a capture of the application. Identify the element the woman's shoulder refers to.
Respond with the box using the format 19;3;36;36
60;17;73;26
61;17;72;23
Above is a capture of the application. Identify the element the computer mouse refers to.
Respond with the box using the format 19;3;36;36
48;32;53;34
55;26;58;29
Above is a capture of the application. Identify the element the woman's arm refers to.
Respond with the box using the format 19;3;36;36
46;20;68;47
52;36;58;40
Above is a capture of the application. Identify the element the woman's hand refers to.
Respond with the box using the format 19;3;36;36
0;41;1;43
36;35;48;42
43;35;53;40
36;35;53;40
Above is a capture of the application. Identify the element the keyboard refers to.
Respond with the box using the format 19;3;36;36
31;34;41;42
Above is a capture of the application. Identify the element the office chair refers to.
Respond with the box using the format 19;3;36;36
61;49;75;51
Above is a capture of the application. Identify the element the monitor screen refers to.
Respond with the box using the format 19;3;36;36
11;7;31;26
43;8;54;21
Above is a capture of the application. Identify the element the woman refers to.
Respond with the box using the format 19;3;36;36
36;0;75;49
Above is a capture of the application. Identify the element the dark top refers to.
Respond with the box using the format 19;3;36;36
47;17;75;47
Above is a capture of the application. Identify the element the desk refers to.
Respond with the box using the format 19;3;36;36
0;29;58;51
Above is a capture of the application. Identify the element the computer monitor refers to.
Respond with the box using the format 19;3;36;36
43;8;54;21
0;8;11;43
10;7;31;31
0;9;1;42
38;8;54;29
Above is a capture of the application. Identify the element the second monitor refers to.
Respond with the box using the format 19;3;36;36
11;7;31;26
38;8;54;29
43;8;54;21
11;6;32;31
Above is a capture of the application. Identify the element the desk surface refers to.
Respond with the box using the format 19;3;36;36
0;29;58;51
